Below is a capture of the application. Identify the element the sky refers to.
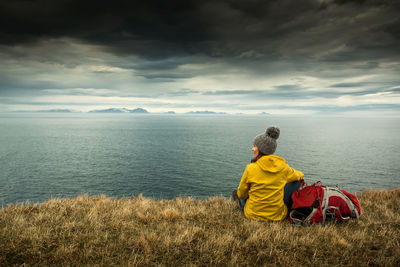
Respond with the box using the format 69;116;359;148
0;0;399;115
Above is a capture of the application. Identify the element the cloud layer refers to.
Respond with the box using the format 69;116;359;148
0;0;399;114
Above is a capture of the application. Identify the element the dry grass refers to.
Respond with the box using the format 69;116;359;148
1;189;400;266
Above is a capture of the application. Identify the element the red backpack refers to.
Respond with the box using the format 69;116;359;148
289;181;361;226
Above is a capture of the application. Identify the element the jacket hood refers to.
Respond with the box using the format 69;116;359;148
256;155;286;173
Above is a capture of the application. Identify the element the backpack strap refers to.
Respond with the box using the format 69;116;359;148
321;186;329;225
289;206;319;226
304;207;319;226
326;206;351;221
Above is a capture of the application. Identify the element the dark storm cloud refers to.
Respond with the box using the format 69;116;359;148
0;0;213;59
1;0;399;61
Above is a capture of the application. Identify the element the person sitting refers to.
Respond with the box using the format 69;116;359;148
233;126;304;221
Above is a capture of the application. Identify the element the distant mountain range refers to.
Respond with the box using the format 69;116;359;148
13;108;268;115
88;108;149;113
89;109;226;114
186;110;227;114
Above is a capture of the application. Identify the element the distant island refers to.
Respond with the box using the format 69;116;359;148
186;110;226;114
165;111;175;114
89;108;126;113
129;108;148;113
88;108;149;113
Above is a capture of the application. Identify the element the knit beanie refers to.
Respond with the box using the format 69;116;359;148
253;126;280;155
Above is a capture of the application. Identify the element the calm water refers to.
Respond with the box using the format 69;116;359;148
1;113;399;205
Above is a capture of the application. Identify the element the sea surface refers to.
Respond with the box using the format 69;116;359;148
1;113;399;205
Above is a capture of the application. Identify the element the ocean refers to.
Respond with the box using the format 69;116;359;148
1;113;399;205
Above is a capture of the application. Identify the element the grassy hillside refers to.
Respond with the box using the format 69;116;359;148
1;189;399;266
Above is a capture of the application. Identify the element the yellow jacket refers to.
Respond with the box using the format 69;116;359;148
237;155;304;221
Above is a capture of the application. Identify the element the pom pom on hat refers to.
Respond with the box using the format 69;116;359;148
266;126;280;139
